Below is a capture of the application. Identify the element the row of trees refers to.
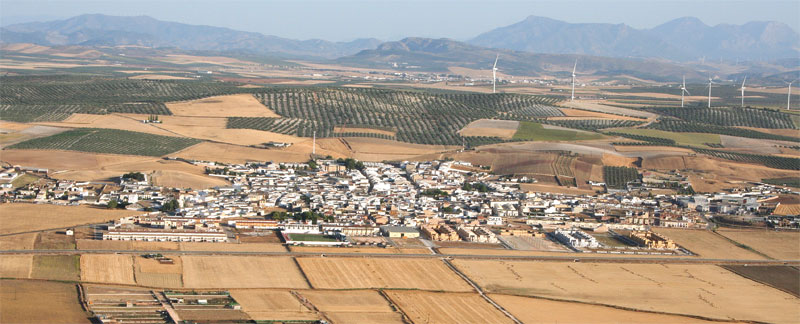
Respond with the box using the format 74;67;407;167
647;119;800;143
650;107;796;129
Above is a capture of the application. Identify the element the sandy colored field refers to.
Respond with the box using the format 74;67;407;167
151;169;229;189
129;74;192;80
454;260;799;323
288;246;428;254
716;229;800;260
296;257;471;291
35;113;178;136
167;94;279;117
386;290;513;324
0;121;33;131
182;256;308;288
438;248;682;259
326;312;405;324
0;255;32;278
159;123;303;145
333;126;396;137
298;289;404;323
31;255;80;281
173;142;311;163
134;255;183;288
560;100;658;119
80;254;136;285
175;309;250;321
1;149;151;170
458;119;520;139
159;54;256;65
1;279;90;324
76;239;179;251
0;203;142;235
520;183;596;195
652;228;764;259
0;233;37;250
492;294;721;324
344;137;458;161
179;242;286;252
559;108;645;121
230;290;318;321
615;145;693;153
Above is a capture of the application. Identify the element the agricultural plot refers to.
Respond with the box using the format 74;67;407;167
647;119;799;143
80;254;136;285
603;166;639;189
9;128;201;156
607;128;719;147
296;257;472;291
1;279;90;324
721;265;800;297
458;119;519;139
513;121;604;141
30;255;80;281
715;229;800;260
134;256;183;288
650;107;797;129
0;233;37;250
491;294;720;324
0;203;141;235
652;228;764;259
385;290;513;324
545;119;644;131
181;256;309;289
227;88;561;145
230;290;318;321
0;255;32;278
692;148;800;170
166;93;279;117
453;260;800;323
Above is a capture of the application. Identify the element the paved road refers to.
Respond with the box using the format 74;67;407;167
2;249;798;265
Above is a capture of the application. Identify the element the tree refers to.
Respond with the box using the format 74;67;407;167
160;199;179;212
107;199;118;209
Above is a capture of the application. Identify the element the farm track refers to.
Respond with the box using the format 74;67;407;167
3;249;798;265
442;259;523;324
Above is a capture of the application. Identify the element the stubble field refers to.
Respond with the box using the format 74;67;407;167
181;256;309;288
0;203;142;235
230;289;318;321
651;228;765;259
80;254;136;285
716;228;800;260
1;279;90;324
384;290;513;324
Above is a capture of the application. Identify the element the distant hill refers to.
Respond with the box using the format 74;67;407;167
469;16;800;62
0;14;381;59
338;37;702;82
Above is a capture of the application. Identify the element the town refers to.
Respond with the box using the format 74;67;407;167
3;157;797;254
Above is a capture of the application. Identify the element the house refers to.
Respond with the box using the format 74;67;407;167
380;226;420;238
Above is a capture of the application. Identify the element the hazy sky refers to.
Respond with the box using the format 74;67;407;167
1;0;798;42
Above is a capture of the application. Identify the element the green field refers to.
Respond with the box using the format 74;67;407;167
762;177;800;188
607;128;720;147
30;255;80;281
512;121;604;141
8;128;201;156
286;233;338;242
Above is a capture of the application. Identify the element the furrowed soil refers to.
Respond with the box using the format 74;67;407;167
651;228;765;259
296;257;472;291
80;254;136;285
715;228;800;260
721;265;800;297
452;260;799;323
384;290;513;324
1;279;90;324
134;255;183;288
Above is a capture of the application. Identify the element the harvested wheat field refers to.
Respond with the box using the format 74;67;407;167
182;256;308;288
0;255;32;278
0;233;37;249
560;100;658;119
299;289;403;324
80;254;136;285
385;290;513;324
453;260;799;323
36;113;177;136
491;294;719;323
158;121;302;146
1;279;90;324
558;108;645;121
134;255;183;288
179;242;286;252
150;169;229;189
76;239;179;251
230;289;318;321
344;137;457;161
458;119;520;139
173;142;311;163
167;94;279;117
652;228;764;259
288;246;428;254
296;257;471;291
0;203;142;235
0;149;151;171
716;229;800;260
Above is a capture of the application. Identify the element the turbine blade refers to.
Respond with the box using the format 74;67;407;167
572;59;577;74
493;54;498;68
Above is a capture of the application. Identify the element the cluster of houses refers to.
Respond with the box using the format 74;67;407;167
3;158;798;248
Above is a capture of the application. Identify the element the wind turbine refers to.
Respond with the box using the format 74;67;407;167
680;76;691;108
492;54;499;94
787;80;797;110
739;76;747;108
706;77;714;108
571;59;577;101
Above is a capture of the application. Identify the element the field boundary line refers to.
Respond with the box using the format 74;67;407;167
291;290;330;323
710;230;774;260
291;257;314;289
377;289;414;324
720;265;799;298
441;258;523;324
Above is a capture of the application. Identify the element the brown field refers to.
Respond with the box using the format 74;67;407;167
230;289;318;321
179;242;286;252
558;108;645;121
150;169;229;189
458;119;520;139
716;229;800;260
159;54;255;65
652;228;765;259
0;203;142;235
300;289;394;313
134;255;183;288
80;254;136;285
288;246;428;254
385;290;513;324
438;248;678;259
128;74;192;80
76;239;179;251
36;113;178;136
615;145;693;153
520;183;597;195
34;231;76;250
0;149;151;170
0;120;33;131
0;255;32;278
723;265;800;298
166;94;279;117
1;279;90;324
173;142;311;163
175;309;251;321
181;256;309;288
453;260;800;323
333;126;396;137
158;122;302;146
31;255;80;281
326;312;405;324
775;203;800;215
344;137;458;162
296;257;472;291
0;233;37;249
559;100;658;119
491;294;721;324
